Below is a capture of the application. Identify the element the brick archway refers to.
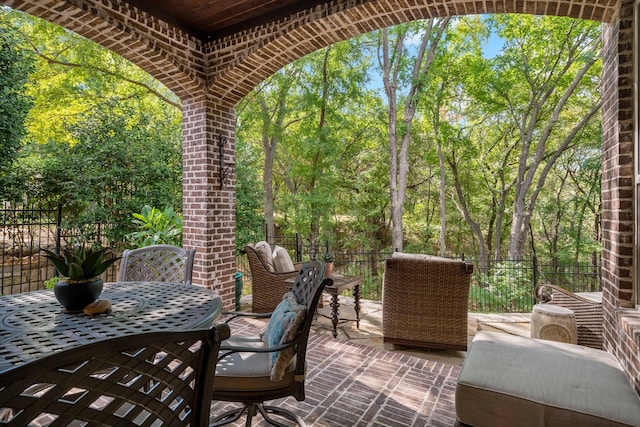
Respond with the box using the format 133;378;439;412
6;0;638;388
209;0;618;105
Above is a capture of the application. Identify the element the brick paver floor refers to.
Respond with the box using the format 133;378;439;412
212;295;531;426
210;318;461;426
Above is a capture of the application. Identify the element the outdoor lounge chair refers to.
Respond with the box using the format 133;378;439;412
382;252;473;351
243;242;303;313
536;283;603;349
211;261;330;426
117;244;196;284
0;324;230;426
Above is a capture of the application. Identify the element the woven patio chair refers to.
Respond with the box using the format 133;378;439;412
536;283;603;349
0;324;230;426
382;252;474;351
243;242;303;313
211;261;330;426
117;244;196;284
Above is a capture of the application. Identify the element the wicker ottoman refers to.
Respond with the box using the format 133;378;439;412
530;303;577;344
455;331;640;427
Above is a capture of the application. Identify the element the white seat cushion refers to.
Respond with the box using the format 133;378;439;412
215;336;297;391
253;241;275;272
456;331;640;427
272;245;295;273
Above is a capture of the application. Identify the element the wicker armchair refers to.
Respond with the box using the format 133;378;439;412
243;243;303;313
0;324;230;426
535;283;603;349
117;244;196;284
382;252;474;351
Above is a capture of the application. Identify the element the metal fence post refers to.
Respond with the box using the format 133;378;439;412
296;233;302;262
532;255;538;308
55;202;62;255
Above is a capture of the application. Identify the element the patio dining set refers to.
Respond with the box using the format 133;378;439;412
1;242;639;426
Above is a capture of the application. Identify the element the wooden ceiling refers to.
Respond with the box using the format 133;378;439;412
126;0;334;40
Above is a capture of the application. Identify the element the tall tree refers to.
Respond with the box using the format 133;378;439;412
0;12;35;200
377;18;450;252
277;41;371;248
485;16;602;259
418;16;489;257
238;69;298;243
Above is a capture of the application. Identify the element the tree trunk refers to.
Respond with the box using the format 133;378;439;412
506;33;601;259
437;139;446;256
379;19;450;252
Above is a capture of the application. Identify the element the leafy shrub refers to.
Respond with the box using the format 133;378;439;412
126;205;182;247
472;262;535;312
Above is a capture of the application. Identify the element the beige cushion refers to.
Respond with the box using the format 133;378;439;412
254;241;275;272
456;331;640;427
272;245;295;273
215;336;297;392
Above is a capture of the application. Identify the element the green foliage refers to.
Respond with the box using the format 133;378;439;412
0;15;35;200
234;136;265;253
320;250;335;263
44;276;60;289
126;205;183;247
41;245;120;281
27;100;182;243
475;262;535;312
1;9;603;270
3;10;182;244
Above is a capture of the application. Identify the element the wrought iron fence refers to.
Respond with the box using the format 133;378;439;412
0;202;120;295
237;234;602;313
2;204;601;313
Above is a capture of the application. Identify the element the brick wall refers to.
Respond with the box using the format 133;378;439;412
7;1;640;378
181;95;237;307
601;0;640;392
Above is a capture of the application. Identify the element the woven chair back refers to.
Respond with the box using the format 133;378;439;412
383;254;473;351
0;324;230;426
243;244;300;313
536;283;603;349
118;244;196;284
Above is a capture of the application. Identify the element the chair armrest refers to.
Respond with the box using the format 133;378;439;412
221;311;272;323
217;340;295;362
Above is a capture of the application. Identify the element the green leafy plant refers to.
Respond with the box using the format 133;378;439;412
41;245;120;282
320;251;335;263
126;205;183;247
477;262;535;312
44;276;60;289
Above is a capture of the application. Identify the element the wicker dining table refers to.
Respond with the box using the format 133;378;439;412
0;281;222;373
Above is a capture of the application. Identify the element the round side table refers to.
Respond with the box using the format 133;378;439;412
531;304;578;344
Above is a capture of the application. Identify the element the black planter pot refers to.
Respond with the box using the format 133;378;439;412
54;278;103;312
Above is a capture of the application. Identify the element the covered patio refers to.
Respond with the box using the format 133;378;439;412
3;0;640;419
208;299;513;426
211;322;462;426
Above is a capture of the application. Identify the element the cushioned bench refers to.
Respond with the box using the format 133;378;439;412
456;331;640;427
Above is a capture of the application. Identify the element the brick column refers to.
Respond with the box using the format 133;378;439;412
601;1;640;391
181;94;236;310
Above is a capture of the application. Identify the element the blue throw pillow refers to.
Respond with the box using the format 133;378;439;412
263;298;297;365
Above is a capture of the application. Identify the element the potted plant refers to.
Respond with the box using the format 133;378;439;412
320;250;335;277
41;245;121;312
